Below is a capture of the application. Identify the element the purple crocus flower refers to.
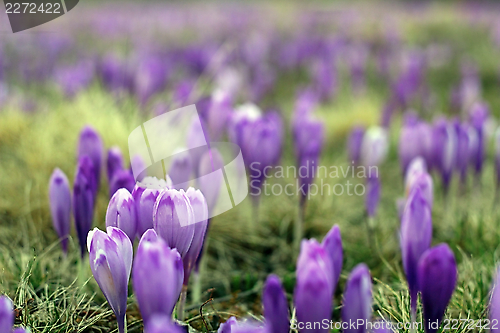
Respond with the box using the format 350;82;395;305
347;126;365;166
228;103;262;157
153;189;195;257
244;112;283;196
54;60;94;98
206;90;232;142
132;177;171;238
87;227;133;333
106;189;137;242
489;266;500;327
432;119;457;193
495;129;500;188
74;157;95;257
133;230;183;325
365;176;381;218
78;126;103;194
399;113;423;176
218;317;238;333
321;224;343;289
293;115;324;203
341;264;372;333
469;102;490;178
169;151;192;190
311;54;337;101
418;244;457;333
218;318;266;333
400;187;432;314
0;295;14;333
107;147;124;184
295;239;333;332
144;315;184;333
182;188;208;285
454;121;470;185
98;54;133;94
109;170;136;198
263;275;289;333
360;126;389;168
49;168;71;253
197;148;224;214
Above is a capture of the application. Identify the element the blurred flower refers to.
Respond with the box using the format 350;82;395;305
469;102;490;177
245;111;283;195
311;54;337;101
489;266;500;327
321;224;343;289
78;125;103;194
87;227;133;333
432;119;457;193
263;275;289;333
399;113;423;176
360;126;388;168
182;188;208;285
54;60;94;98
404;157;427;193
109;170;136;198
365;176;381;218
134;54;169;105
341;264;372;333
133;230;183;325
107;147;124;184
153;188;195;257
295;239;333;331
228;103;262;157
106;189;137;241
132;177;171;238
496;128;500;188
217;317;266;333
49;168;71;253
400;187;432;313
144;315;184;333
206;90;232;142
98;54;133;94
418;244;457;333
347;126;365;166
74;156;95;257
169;151;192;190
453;121;470;184
218;317;238;333
0;295;14;333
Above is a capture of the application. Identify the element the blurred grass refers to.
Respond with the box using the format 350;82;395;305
1;3;500;333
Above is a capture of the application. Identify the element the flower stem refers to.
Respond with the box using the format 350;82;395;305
192;271;202;304
177;285;188;322
118;314;127;333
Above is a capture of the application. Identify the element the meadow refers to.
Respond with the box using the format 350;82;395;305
1;2;500;332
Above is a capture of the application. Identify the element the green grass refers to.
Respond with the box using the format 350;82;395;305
2;3;500;332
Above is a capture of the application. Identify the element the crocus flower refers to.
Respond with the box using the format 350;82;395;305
109;170;136;198
469;102;490;178
295;239;333;332
263;275;289;333
365;176;381;218
489;266;500;327
107;147;124;184
197;148;224;214
106;189;137;242
407;172;433;209
54;60;94;98
134;54;169;105
454;121;470;185
0;295;14;333
218;317;238;333
182;188;208;285
399;113;423;176
218;317;266;333
347;126;365;166
78;125;103;193
228;103;262;154
153;189;195;257
49;168;71;253
341;264;372;333
132;177;171;238
400;187;432;313
74;157;95;257
418;244;457;333
98;54;133;93
133;230;183;325
206;89;232;142
321;224;343;289
360;126;389;168
144;315;184;333
293;114;325;204
169;151;192;190
87;227;133;333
